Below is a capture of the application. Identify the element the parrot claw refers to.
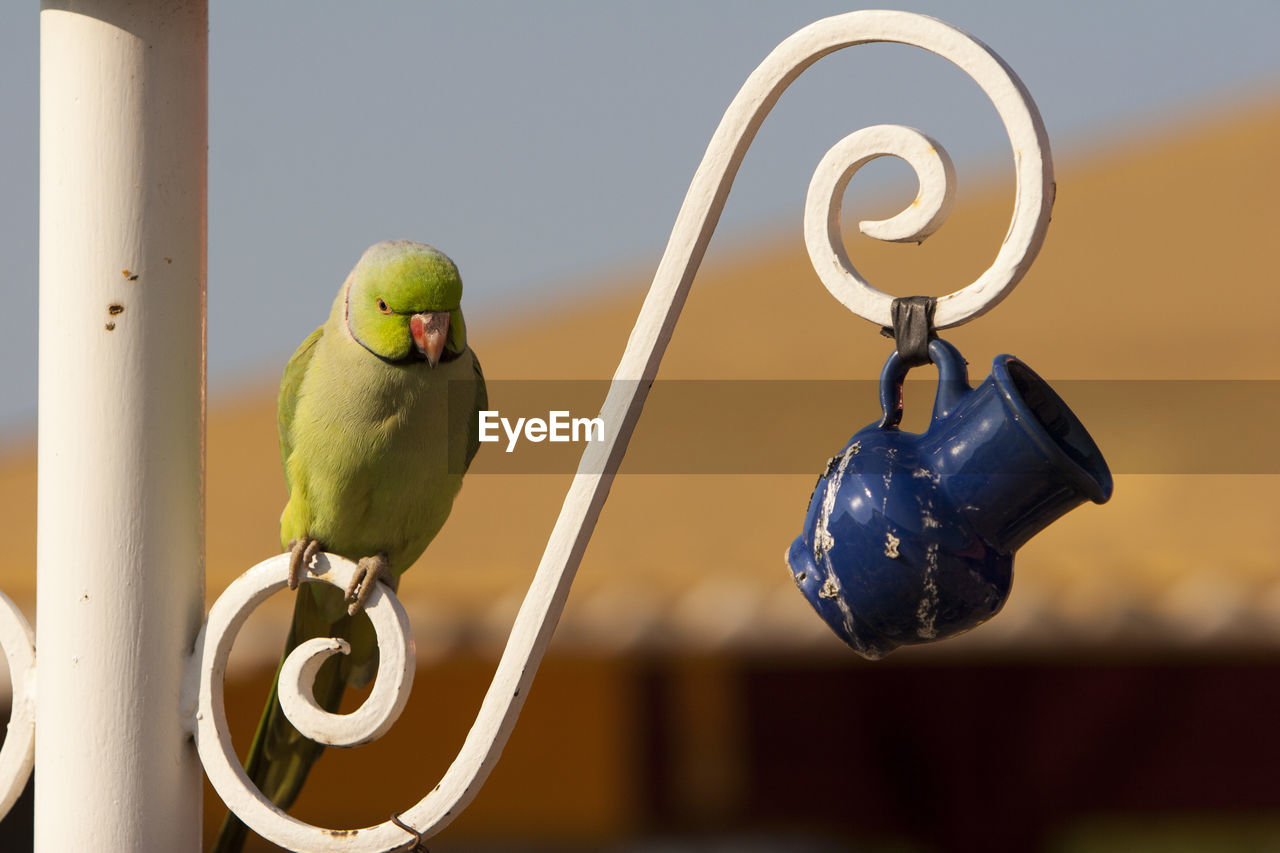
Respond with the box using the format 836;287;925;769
346;552;392;615
286;537;324;590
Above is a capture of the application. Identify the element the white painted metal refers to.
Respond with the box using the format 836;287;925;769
196;10;1053;852
809;124;957;252
801;15;1053;329
825;125;958;245
37;2;207;851
0;591;36;820
193;555;416;849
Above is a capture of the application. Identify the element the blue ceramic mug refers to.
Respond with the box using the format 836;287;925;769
787;338;1112;658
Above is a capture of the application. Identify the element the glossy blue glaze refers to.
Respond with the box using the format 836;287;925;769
788;339;1112;659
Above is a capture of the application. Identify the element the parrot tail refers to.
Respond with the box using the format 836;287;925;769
212;581;377;853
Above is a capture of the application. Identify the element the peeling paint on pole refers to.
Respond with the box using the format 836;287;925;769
37;1;207;850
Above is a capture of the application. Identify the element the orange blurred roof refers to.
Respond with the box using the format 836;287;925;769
1;95;1277;670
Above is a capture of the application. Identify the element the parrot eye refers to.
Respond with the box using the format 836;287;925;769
376;298;392;314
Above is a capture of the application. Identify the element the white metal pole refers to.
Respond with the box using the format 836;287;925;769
37;2;207;850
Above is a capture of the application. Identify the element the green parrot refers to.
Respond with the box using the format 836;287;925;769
214;240;487;853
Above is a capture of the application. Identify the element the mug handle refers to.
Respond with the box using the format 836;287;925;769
878;337;971;429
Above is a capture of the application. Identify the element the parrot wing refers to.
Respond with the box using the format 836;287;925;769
465;352;488;472
277;325;324;489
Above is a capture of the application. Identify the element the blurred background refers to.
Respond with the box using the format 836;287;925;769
2;2;1279;851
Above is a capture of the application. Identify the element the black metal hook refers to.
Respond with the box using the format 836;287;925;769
390;813;429;853
879;295;937;367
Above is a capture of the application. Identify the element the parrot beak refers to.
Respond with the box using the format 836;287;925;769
410;311;450;367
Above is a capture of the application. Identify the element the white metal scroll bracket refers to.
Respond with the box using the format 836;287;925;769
0;591;35;821
193;9;1053;851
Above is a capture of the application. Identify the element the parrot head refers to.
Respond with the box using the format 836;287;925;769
343;240;468;367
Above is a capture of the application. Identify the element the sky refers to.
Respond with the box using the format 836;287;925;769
1;1;1278;438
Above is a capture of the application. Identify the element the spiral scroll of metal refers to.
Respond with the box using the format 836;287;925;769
193;554;417;851
193;10;1053;850
0;591;35;821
